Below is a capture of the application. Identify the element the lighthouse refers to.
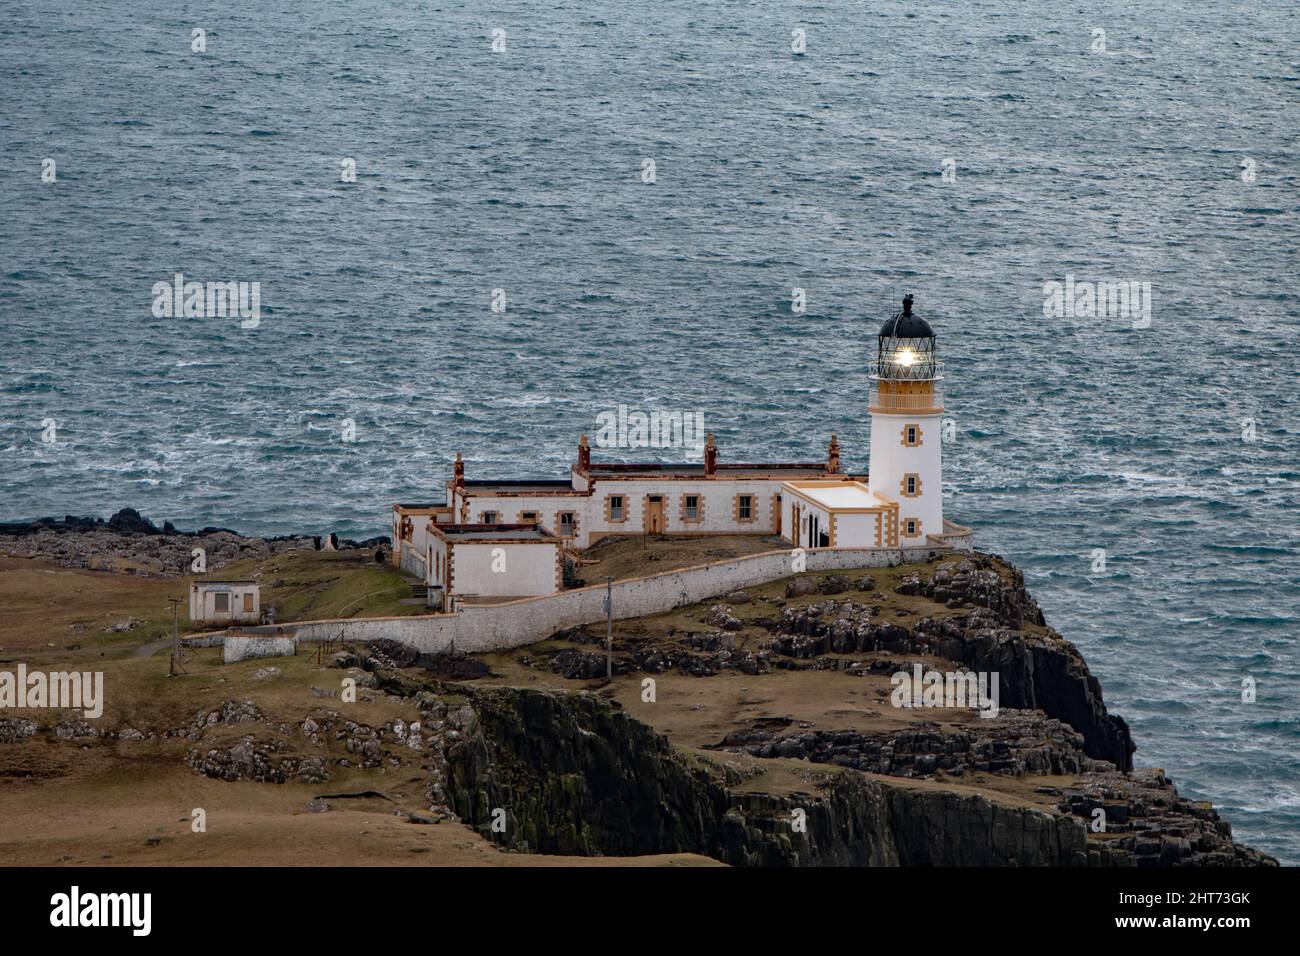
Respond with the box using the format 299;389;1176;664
868;294;944;546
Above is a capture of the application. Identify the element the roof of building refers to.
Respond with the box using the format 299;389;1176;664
395;502;449;510
192;580;258;587
430;523;557;542
781;480;889;512
460;480;583;495
879;294;935;339
584;462;835;479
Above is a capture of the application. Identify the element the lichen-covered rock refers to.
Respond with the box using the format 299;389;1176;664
0;717;39;743
784;577;818;598
0;512;323;577
714;710;1112;778
1058;769;1276;867
898;554;1046;630
703;604;742;631
170;699;262;740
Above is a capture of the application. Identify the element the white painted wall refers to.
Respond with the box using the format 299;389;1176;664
868;411;944;544
783;495;833;549
393;507;447;579
427;535;449;589
224;634;296;663
450;542;558;597
190;584;260;625
835;512;879;547
464;478;791;548
460;494;586;539
288;544;951;655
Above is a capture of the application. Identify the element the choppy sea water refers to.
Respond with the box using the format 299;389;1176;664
1;1;1297;862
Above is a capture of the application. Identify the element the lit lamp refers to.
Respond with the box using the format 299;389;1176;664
876;295;938;381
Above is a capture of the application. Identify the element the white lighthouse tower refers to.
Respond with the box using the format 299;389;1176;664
867;294;944;547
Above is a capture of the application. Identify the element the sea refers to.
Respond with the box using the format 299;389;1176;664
1;0;1296;863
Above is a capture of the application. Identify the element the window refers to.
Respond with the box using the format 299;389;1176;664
558;512;576;537
481;511;499;524
213;592;229;613
607;495;626;522
901;424;922;447
901;473;921;497
683;494;700;521
735;494;755;522
519;511;539;524
904;518;921;538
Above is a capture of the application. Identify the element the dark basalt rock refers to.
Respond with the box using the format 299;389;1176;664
895;553;1046;630
767;568;1135;771
431;684;1211;866
106;508;161;535
713;710;1113;778
1057;769;1276;867
0;509;390;576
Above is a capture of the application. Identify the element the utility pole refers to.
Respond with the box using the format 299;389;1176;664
167;597;183;676
604;576;613;682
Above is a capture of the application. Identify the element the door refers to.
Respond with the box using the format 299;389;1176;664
646;495;665;534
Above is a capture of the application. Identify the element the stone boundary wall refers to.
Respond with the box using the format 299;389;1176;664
283;545;947;656
183;634;227;649
223;634;298;664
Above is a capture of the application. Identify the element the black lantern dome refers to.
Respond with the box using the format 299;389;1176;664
878;293;934;339
872;294;941;381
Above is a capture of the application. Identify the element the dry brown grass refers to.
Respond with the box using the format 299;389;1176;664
572;533;787;585
0;549;429;660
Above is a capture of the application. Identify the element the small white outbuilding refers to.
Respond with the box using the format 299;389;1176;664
426;523;562;605
190;580;261;625
780;480;900;549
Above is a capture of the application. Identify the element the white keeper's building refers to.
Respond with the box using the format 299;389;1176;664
392;296;968;603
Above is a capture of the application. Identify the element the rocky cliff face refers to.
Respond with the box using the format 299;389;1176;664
431;685;1094;866
896;558;1136;770
422;684;1271;867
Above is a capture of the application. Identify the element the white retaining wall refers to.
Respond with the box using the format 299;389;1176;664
288;545;947;656
224;634;298;664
